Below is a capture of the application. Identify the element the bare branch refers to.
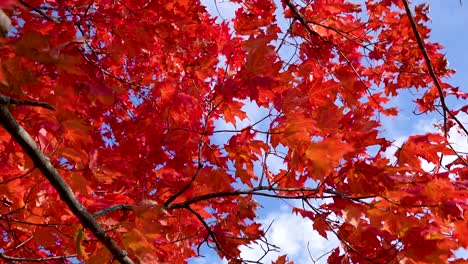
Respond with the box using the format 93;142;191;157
166;186;375;209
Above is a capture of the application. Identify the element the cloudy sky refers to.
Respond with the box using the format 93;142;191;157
191;0;468;263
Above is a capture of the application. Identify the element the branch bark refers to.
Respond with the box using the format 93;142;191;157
402;0;468;166
0;102;133;264
0;94;56;110
166;185;375;210
402;0;468;137
93;204;133;219
0;253;77;262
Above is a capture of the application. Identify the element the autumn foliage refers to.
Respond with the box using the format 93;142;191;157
0;0;467;263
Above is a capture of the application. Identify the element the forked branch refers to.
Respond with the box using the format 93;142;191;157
0;97;133;264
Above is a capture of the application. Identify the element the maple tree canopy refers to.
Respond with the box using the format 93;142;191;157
0;0;467;263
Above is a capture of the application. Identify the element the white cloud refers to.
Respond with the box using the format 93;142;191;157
265;153;285;175
383;136;407;162
201;0;240;22
415;114;468;171
446;114;468;153
240;205;339;263
382;114;467;173
414;114;467;149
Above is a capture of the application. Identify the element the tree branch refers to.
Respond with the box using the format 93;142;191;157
18;0;61;23
93;204;133;219
0;252;77;262
402;0;468;137
166;186;375;210
0;94;55;111
0;103;133;264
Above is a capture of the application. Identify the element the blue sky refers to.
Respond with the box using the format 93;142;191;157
189;0;468;263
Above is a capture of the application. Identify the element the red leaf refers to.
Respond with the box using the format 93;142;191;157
313;216;329;239
0;0;465;263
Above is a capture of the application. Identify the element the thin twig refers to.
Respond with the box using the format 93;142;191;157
18;0;61;23
283;0;383;111
402;0;468;137
167;186;375;210
402;0;468;166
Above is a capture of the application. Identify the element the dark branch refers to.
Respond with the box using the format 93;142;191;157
0;253;77;262
166;186;375;210
18;0;61;23
0;95;55;111
0;104;133;264
93;204;133;219
402;0;468;137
